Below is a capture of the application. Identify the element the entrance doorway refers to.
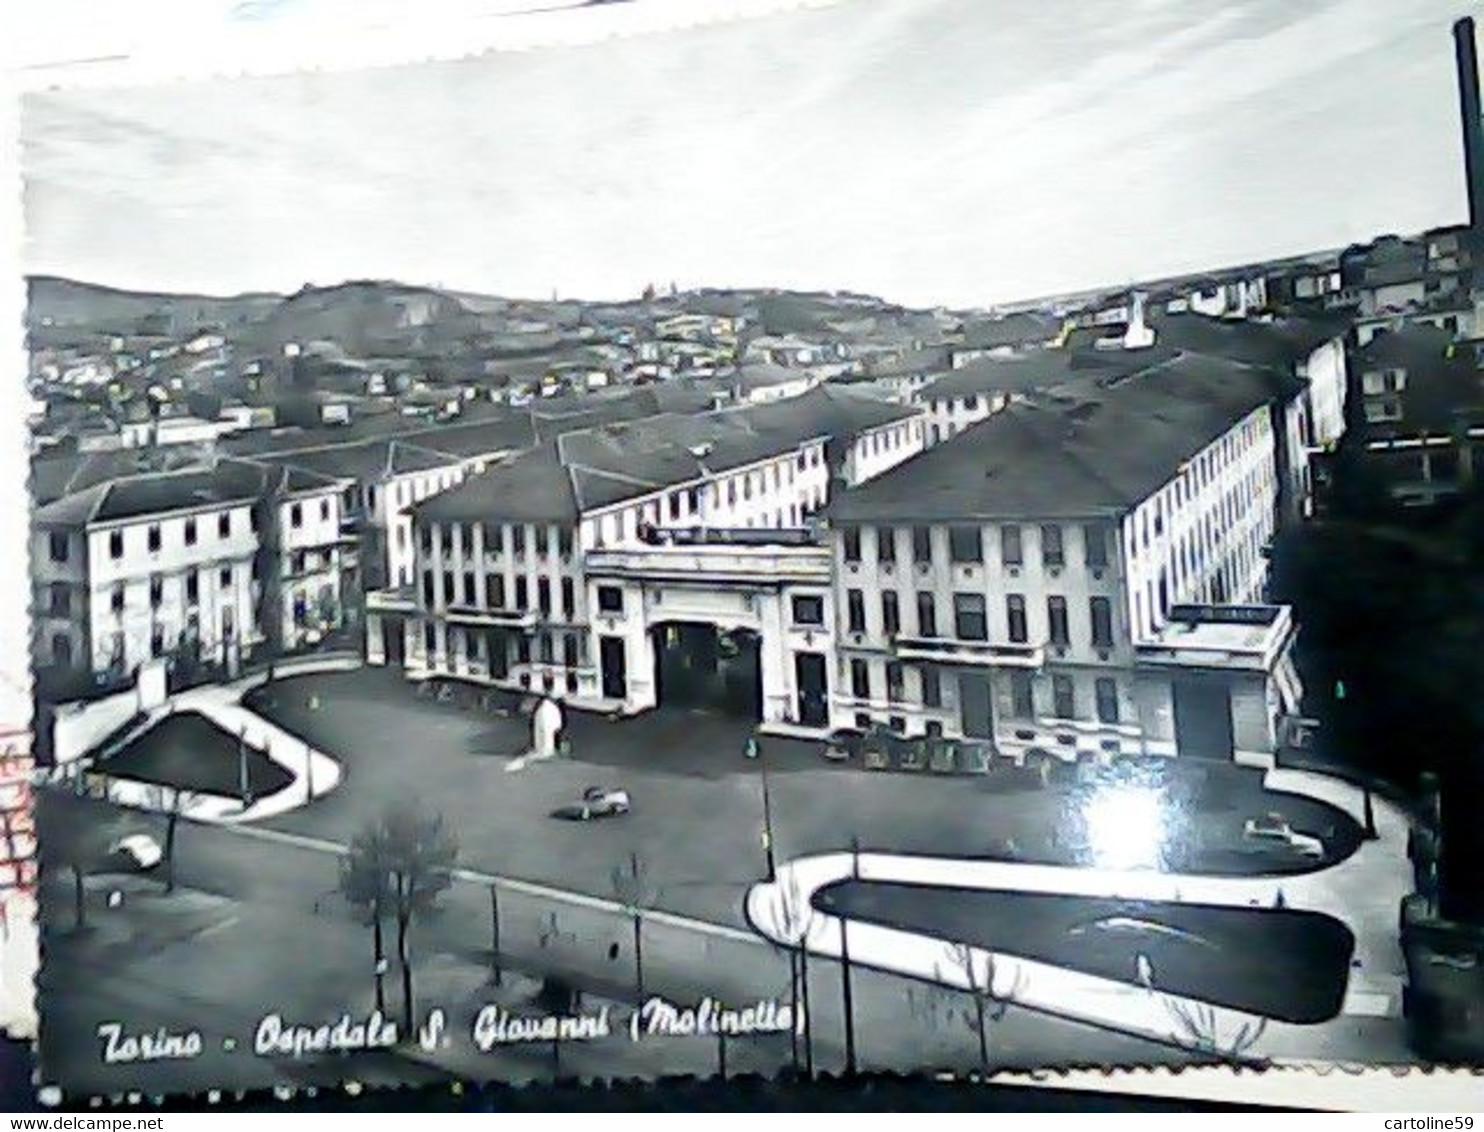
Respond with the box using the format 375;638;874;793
1172;676;1235;761
794;651;828;726
384;618;404;666
652;622;762;719
599;636;627;700
959;672;994;740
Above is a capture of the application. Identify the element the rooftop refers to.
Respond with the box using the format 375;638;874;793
34;457;346;528
828;351;1301;523
958;312;1063;350
414;385;919;524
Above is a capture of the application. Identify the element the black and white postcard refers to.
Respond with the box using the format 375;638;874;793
13;0;1484;1106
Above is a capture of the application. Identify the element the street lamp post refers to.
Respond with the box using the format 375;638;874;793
746;735;776;881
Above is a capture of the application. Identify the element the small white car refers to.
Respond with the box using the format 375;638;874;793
551;786;631;822
105;833;163;872
1242;813;1324;859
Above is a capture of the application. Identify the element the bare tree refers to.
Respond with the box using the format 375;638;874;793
341;804;458;1032
141;783;201;894
941;941;1028;1076
609;852;652;1000
1163;996;1268;1062
762;870;818;1076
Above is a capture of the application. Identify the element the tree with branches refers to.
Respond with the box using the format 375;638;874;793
940;941;1028;1075
1162;995;1268;1062
761;869;818;1076
609;852;652;1001
48;812;125;932
141;783;201;895
340;803;458;1032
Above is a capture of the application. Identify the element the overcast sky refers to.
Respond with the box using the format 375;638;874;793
20;0;1483;309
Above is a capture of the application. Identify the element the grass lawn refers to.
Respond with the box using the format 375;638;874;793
101;710;293;798
816;880;1355;1024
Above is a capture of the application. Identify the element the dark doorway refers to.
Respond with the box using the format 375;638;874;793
959;672;994;739
383;618;404;666
795;651;828;726
600;636;627;701
485;628;506;679
652;622;761;719
1172;676;1235;761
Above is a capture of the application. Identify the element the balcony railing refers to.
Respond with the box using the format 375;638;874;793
443;604;539;629
586;542;830;585
892;634;1045;668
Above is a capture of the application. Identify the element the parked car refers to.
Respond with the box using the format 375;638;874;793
1242;813;1324;858
101;833;163;873
550;785;631;822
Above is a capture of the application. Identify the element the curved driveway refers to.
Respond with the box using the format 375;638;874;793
746;767;1412;1060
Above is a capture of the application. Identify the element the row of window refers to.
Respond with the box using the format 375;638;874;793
425;522;576;561
844;660;1121;724
77;496;333;565
835;589;1114;648
841;522;1109;571
97;563;252;617
859;420;920;457
423;571;582;620
422;623;588;670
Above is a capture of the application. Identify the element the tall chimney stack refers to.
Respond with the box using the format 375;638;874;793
1454;17;1484;241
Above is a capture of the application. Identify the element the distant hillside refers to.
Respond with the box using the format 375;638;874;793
27;276;284;335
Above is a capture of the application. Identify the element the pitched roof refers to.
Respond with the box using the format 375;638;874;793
828;352;1302;523
34;458;345;528
918;349;1156;401
958;312;1062;350
415;386;920;524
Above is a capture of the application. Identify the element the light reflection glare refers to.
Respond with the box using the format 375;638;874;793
1080;782;1168;870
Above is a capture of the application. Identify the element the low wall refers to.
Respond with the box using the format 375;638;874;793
51;685;146;764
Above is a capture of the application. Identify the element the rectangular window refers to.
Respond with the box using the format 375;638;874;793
48;531;68;563
920;666;942;708
218;513;231;539
488;574;505;608
486;524;504;555
916;592;937;637
875;526;896;563
537;579;551;616
320;498;331;522
557;528;573;558
111;585;125;614
954;593;987;641
514;577;528;610
1041;524;1064;567
48;583;68;617
186;573;199;605
184;518;197;546
463;572;477;606
109;530;123;559
1084;524;1108;570
881;591;900;636
842;527;861;563
442;573;456;605
290;503;303;529
149;576;163;608
1047;596;1069;647
1052;674;1074;719
949;525;983;564
1001;524;1023;566
850;658;871;700
512;525;526;555
534;526;549;557
147;525;161;553
219;566;232;588
912;525;933;564
1090;597;1114;648
1095;677;1120;724
597;585;624;615
538;633;554;664
561;577;575;619
886;662;905;702
1010;672;1034;718
1006;594;1028;643
562;634;579;668
516;635;531;664
422;572;436;607
846;589;866;633
791;594;824;626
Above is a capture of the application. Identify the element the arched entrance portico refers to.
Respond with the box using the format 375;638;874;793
651;621;763;719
